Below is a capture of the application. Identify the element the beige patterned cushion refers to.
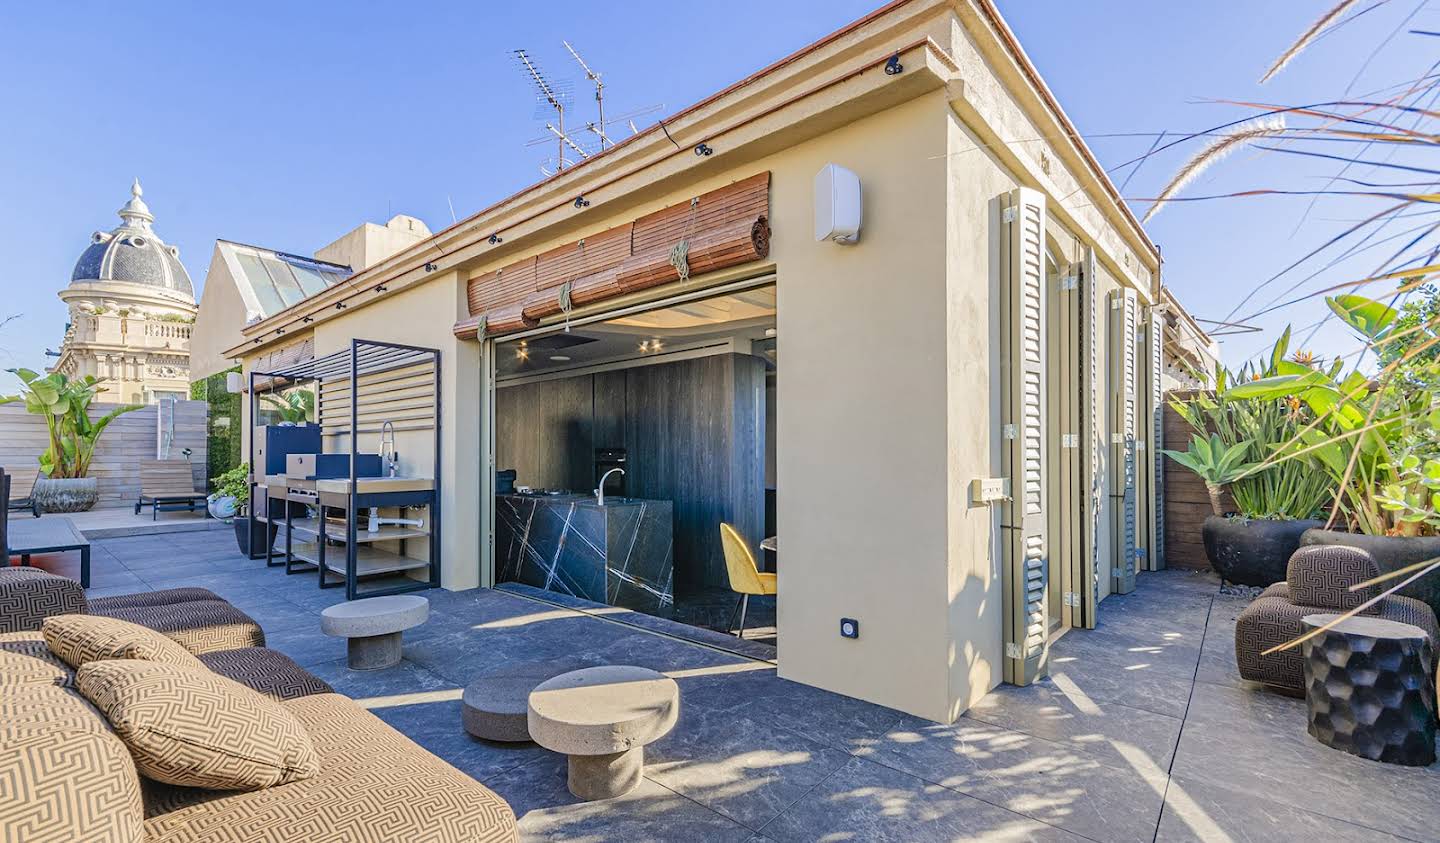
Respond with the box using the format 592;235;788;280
0;684;145;843
43;614;205;671
76;660;319;791
1;630;76;689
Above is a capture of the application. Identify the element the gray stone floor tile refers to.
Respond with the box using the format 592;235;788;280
757;757;1085;842
681;668;907;754
644;704;854;831
372;698;548;781
486;754;754;842
305;656;457;702
1173;681;1440;842
964;679;1184;771
1156;773;1415;842
860;714;1168;843
261;626;345;667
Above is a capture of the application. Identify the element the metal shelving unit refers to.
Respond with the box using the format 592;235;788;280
249;338;442;600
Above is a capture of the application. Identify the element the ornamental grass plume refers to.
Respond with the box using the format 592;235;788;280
1141;116;1287;222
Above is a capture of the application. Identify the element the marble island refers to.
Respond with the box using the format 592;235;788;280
495;493;674;614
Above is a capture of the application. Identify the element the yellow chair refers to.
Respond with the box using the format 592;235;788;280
719;523;776;639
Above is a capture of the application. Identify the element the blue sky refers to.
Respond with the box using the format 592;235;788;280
0;1;1429;376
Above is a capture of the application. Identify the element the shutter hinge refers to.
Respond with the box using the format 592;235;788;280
1110;297;1122;310
1136;548;1148;560
1064;591;1080;607
1005;642;1024;659
1060;274;1078;291
1111;433;1126;444
1003;423;1018;439
1002;207;1018;223
1112;567;1126;578
1061;433;1078;448
1136;440;1146;452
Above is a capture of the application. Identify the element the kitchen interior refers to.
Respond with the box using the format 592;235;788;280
493;283;777;649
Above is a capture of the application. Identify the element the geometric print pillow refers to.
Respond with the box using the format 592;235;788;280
75;659;319;791
42;614;205;672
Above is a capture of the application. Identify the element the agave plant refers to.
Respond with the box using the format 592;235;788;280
1162;433;1260;516
0;368;141;479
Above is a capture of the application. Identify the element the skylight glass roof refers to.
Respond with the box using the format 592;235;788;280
219;241;351;321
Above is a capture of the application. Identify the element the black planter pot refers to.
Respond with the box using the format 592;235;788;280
1203;516;1325;586
233;516;279;559
1300;528;1440;617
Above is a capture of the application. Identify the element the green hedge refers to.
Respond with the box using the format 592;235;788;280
191;367;242;491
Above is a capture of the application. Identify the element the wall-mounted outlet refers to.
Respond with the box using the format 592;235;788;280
840;618;860;639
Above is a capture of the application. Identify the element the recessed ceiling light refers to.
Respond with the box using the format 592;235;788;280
549;355;571;362
764;328;777;337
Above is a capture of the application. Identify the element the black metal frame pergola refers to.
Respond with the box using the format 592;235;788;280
248;338;442;600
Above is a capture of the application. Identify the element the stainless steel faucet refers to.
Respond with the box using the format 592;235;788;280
380;420;398;477
595;468;625;506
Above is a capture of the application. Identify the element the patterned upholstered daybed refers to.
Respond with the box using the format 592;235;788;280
0;568;518;843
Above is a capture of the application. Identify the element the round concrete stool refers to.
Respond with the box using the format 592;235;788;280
320;595;429;670
462;659;594;742
528;665;679;800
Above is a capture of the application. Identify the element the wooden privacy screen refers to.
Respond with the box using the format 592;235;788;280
455;172;771;340
317;360;438;439
1162;391;1233;571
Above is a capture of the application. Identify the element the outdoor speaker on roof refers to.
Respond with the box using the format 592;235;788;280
814;163;862;245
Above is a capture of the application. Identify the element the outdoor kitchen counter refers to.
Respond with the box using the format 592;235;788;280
495;494;674;614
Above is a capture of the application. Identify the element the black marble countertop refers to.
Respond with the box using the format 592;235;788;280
499;492;669;509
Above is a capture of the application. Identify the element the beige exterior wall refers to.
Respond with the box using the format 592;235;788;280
231;0;1171;724
190;252;247;380
315;215;433;272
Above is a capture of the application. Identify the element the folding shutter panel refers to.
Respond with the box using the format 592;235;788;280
1001;187;1049;685
1109;288;1138;594
1077;248;1102;628
1134;316;1152;572
1148;306;1166;570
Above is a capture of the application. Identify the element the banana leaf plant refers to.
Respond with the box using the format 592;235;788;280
1161;433;1261;516
1226;294;1440;537
261;389;314;424
0;369;142;479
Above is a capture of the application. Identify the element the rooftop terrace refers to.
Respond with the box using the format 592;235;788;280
19;529;1440;842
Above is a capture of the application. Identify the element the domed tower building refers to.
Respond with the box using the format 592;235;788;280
52;180;197;404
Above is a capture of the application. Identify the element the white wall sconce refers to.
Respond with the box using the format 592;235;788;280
225;371;244;394
814;163;862;245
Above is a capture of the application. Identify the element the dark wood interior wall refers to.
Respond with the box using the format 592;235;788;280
494;354;766;590
1162;391;1233;571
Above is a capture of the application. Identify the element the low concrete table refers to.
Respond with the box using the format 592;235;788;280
320;595;429;670
528;665;679;800
462;658;594;742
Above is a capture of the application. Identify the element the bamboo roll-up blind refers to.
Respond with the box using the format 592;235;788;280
455;172;771;340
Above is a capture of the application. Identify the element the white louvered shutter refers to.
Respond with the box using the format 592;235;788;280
1148;306;1166;570
1078;248;1102;627
1134;314;1152;572
1109;288;1139;594
1001;187;1049;685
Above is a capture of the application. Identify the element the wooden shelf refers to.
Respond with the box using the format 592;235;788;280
280;519;428;544
288;542;430;578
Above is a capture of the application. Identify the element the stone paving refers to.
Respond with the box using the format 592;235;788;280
18;529;1440;842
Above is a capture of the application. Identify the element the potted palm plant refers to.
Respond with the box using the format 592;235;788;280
1166;329;1331;585
0;369;140;512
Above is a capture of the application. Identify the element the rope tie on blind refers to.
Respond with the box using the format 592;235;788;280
669;197;700;282
563;238;585;332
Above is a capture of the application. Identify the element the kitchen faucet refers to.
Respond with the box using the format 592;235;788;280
595;468;625;506
380;420;398;477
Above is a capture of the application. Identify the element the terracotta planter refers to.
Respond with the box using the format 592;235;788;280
1300;528;1440;617
1202;516;1324;586
32;477;99;513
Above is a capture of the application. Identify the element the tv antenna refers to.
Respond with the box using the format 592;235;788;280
517;43;664;171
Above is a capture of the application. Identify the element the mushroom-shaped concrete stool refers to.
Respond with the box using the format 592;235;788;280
527;665;679;800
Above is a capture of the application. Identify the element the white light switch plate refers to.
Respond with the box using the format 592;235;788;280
969;477;1009;505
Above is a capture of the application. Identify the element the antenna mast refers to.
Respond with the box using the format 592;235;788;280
514;49;580;171
564;40;609;150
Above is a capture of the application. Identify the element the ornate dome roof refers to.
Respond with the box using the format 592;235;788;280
70;179;194;300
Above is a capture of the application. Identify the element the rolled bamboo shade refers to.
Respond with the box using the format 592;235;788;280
455;171;771;340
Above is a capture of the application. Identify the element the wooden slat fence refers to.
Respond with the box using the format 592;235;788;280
1162;390;1233;571
0;401;208;509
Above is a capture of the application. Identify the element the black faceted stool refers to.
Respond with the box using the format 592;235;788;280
1301;614;1436;766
